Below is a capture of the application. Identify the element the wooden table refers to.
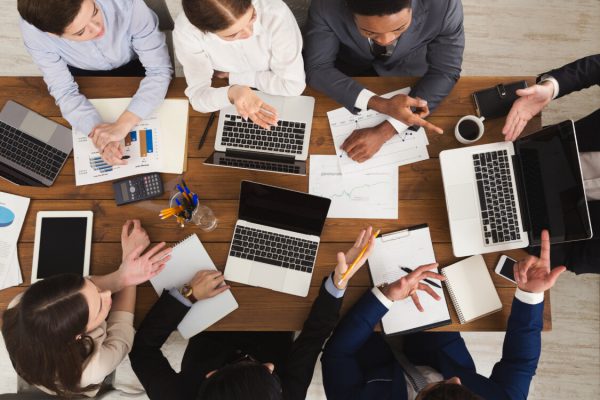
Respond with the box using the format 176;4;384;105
0;76;550;331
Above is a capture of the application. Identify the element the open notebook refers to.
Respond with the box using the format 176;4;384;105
441;255;502;324
150;234;238;339
368;224;451;335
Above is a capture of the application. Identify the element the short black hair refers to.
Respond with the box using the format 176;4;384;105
18;0;84;35
197;362;282;400
421;383;483;400
346;0;411;16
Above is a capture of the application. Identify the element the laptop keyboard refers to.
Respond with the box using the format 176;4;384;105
220;114;306;155
0;121;67;180
218;156;301;174
472;150;521;245
229;225;318;273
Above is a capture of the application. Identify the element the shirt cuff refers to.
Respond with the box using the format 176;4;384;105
169;288;193;307
229;71;258;89
76;112;104;136
385;116;410;134
324;274;346;298
371;286;394;309
354;89;377;111
539;75;560;100
515;288;544;305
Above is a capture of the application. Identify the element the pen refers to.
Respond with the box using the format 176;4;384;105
121;156;130;160
400;267;442;289
338;229;380;285
176;184;191;203
198;112;216;150
192;193;198;206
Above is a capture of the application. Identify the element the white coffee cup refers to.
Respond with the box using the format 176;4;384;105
455;115;485;144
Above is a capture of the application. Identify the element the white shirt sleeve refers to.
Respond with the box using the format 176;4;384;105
173;17;232;112
514;288;544;305
539;75;560;100
354;89;409;134
371;286;394;309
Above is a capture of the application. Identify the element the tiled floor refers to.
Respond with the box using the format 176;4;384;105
1;0;599;398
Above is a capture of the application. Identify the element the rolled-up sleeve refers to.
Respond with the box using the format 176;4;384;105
128;0;173;120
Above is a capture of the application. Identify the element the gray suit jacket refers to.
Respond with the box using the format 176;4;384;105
303;0;465;112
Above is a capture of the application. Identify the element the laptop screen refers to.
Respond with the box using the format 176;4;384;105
515;120;592;245
238;181;331;237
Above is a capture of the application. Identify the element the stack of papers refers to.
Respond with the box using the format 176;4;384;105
0;192;29;290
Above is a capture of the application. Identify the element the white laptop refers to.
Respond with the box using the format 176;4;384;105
204;92;315;175
440;120;593;257
224;181;331;297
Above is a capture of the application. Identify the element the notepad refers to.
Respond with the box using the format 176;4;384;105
368;224;451;335
441;255;502;324
150;234;238;339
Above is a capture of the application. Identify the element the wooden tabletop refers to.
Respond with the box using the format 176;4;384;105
0;76;550;331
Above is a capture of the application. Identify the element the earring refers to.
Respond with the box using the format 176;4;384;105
75;334;83;341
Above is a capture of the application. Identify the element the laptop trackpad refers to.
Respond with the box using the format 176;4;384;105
20;112;55;143
447;184;479;221
249;262;286;290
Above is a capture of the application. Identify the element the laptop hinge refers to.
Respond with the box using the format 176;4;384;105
225;148;296;163
511;154;531;234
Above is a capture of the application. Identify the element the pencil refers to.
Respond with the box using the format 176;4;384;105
338;229;380;285
400;267;442;289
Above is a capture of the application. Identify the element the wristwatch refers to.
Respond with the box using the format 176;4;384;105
180;284;198;304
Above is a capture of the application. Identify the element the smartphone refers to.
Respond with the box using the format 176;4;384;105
495;255;517;284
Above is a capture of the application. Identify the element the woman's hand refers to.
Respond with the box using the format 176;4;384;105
333;227;376;290
121;220;150;262
227;85;278;130
189;270;230;300
118;242;172;287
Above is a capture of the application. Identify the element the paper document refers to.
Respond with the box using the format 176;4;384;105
328;88;429;174
0;192;29;290
309;155;398;219
73;98;189;186
368;225;450;335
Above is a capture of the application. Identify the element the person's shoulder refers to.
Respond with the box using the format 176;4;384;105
99;0;134;13
173;12;206;42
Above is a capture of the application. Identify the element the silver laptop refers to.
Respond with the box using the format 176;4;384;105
204;92;315;176
0;101;71;186
224;181;331;297
440;120;593;257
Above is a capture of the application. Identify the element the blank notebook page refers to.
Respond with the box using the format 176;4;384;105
441;255;502;324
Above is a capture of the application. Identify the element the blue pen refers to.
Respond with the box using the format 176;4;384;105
175;198;182;207
176;184;185;194
181;179;192;196
192;193;198;206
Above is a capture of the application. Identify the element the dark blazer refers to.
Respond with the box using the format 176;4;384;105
534;54;600;274
303;0;465;112
322;290;543;400
130;278;343;400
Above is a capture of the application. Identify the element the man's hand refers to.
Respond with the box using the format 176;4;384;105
333;227;376;290
190;270;230;300
118;242;172;287
121;219;150;262
341;122;395;163
100;141;128;166
379;263;445;312
369;94;444;134
514;230;566;293
502;82;554;141
228;85;278;130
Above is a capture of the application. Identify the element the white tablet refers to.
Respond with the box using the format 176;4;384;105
31;211;93;283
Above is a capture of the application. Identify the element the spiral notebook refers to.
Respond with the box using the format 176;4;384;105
441;255;502;324
368;224;451;335
150;234;238;339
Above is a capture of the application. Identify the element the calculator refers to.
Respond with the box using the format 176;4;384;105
112;173;164;205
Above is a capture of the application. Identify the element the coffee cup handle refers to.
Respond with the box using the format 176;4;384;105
479;116;485;122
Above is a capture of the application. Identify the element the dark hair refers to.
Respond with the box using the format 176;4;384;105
182;0;252;33
17;0;84;35
421;383;483;400
197;362;283;400
1;274;98;397
346;0;411;16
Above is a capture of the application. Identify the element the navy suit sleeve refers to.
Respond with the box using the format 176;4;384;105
410;0;464;111
489;297;544;400
321;290;389;400
303;0;366;113
545;54;600;98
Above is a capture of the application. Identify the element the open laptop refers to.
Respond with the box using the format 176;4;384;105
224;181;331;297
0;101;71;187
440;120;593;257
204;92;315;176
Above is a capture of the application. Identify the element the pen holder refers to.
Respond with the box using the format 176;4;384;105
169;192;218;232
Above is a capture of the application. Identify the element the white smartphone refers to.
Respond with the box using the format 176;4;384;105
494;255;517;284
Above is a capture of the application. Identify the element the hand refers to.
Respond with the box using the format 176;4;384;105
379;263;445;312
341;123;395;163
121;220;150;262
370;94;444;134
514;230;566;293
189;270;230;300
100;141;127;166
213;70;229;79
334;227;376;289
502;82;554;141
227;85;278;130
118;242;172;287
89;122;130;153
